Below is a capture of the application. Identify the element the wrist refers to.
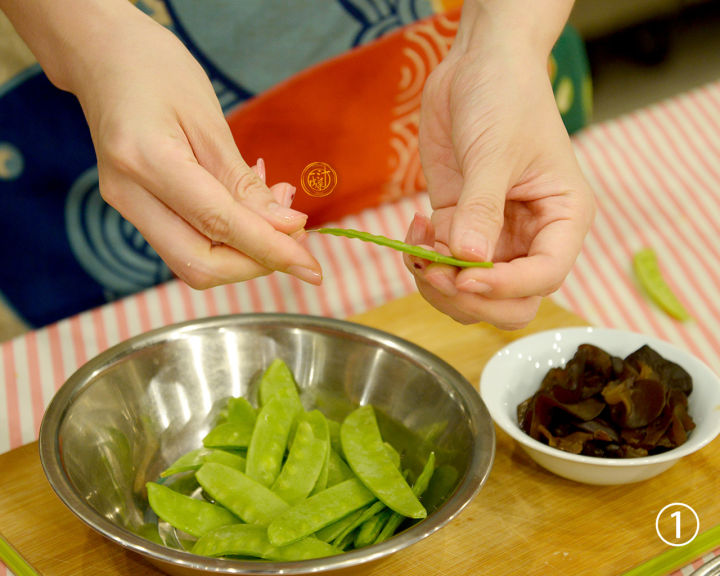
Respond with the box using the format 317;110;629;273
0;0;147;95
454;0;575;61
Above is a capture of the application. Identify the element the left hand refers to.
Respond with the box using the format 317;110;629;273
407;4;595;329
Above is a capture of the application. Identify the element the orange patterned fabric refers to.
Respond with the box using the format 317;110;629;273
226;10;462;227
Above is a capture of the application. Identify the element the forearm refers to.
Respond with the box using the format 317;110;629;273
0;0;152;94
455;0;575;61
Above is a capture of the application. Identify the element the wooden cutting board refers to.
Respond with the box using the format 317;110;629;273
1;293;718;576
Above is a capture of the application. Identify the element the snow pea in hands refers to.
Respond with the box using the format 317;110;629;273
314;227;493;268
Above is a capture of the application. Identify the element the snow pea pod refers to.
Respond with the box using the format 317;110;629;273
633;247;692;321
326;447;353;487
160;448;212;478
146;482;240;538
383;441;401;470
202;449;246;472
316;227;493;268
246;396;300;487
161;448;245;477
334;527;356;551
300;409;331;493
374;452;436;545
341;405;426;519
331;500;386;547
202;396;257;449
192;524;340;561
410;451;436;496
271;421;327;504
258;358;303;409
202;420;254;449
327;418;342;454
226;396;257;425
195;462;289;526
267;478;376;547
328;453;407;547
354;508;393;548
314;507;366;543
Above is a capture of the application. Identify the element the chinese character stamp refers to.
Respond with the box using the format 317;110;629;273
301;162;337;197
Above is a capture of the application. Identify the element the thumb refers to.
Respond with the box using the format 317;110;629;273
448;170;508;262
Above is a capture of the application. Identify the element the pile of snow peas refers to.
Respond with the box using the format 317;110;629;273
147;358;437;561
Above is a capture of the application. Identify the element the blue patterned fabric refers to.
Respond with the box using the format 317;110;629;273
0;0;434;327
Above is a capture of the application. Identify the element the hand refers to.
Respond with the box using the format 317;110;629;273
408;1;594;329
2;0;322;288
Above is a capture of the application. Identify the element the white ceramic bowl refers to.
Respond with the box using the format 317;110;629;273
480;327;720;485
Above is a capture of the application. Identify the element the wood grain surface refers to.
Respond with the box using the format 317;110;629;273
1;293;718;576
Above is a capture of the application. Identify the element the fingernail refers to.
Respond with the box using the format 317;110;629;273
282;184;296;207
268;202;307;224
459;230;490;260
291;228;307;243
287;265;322;285
256;158;266;182
457;279;492;294
408;212;431;245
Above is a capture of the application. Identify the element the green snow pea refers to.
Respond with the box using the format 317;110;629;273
271;420;327;505
299;410;331;493
421;463;459;513
382;441;401;470
267;478;376;547
331;500;386;547
195;462;289;526
354;508;393;549
333;528;356;552
409;451;436;496
326;447;353;487
146;482;239;538
201;396;257;449
161;448;246;477
258;358;303;409
327;418;342;454
245;396;300;487
202;420;254;449
314;507;366;543
340;405;426;519
202;449;246;471
374;452;436;545
160;448;212;478
316;228;493;268
226;396;257;425
192;524;340;561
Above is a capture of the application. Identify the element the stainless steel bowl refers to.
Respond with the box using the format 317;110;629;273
39;313;494;575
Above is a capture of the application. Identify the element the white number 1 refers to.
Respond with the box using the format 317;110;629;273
671;510;682;539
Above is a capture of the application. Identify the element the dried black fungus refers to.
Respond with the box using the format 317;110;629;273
517;344;695;458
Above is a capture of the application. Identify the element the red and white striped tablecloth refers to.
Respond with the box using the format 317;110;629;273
1;80;720;576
